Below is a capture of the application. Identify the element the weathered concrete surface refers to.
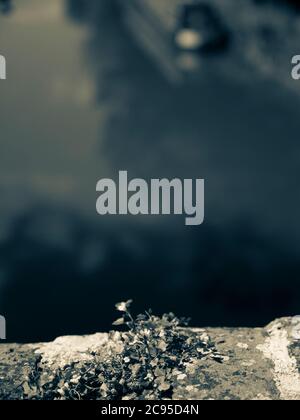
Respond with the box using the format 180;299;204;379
0;317;299;400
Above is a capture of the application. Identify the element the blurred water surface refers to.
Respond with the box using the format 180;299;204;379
0;0;300;341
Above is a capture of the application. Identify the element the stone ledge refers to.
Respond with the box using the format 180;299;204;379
0;317;299;400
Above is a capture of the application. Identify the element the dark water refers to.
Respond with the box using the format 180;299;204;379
0;0;300;342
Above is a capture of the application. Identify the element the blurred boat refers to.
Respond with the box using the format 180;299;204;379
174;3;229;53
118;0;229;82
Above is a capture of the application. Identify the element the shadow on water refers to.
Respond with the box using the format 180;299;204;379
0;0;300;341
2;205;300;342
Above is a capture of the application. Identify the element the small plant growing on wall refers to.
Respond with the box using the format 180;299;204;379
37;301;226;400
